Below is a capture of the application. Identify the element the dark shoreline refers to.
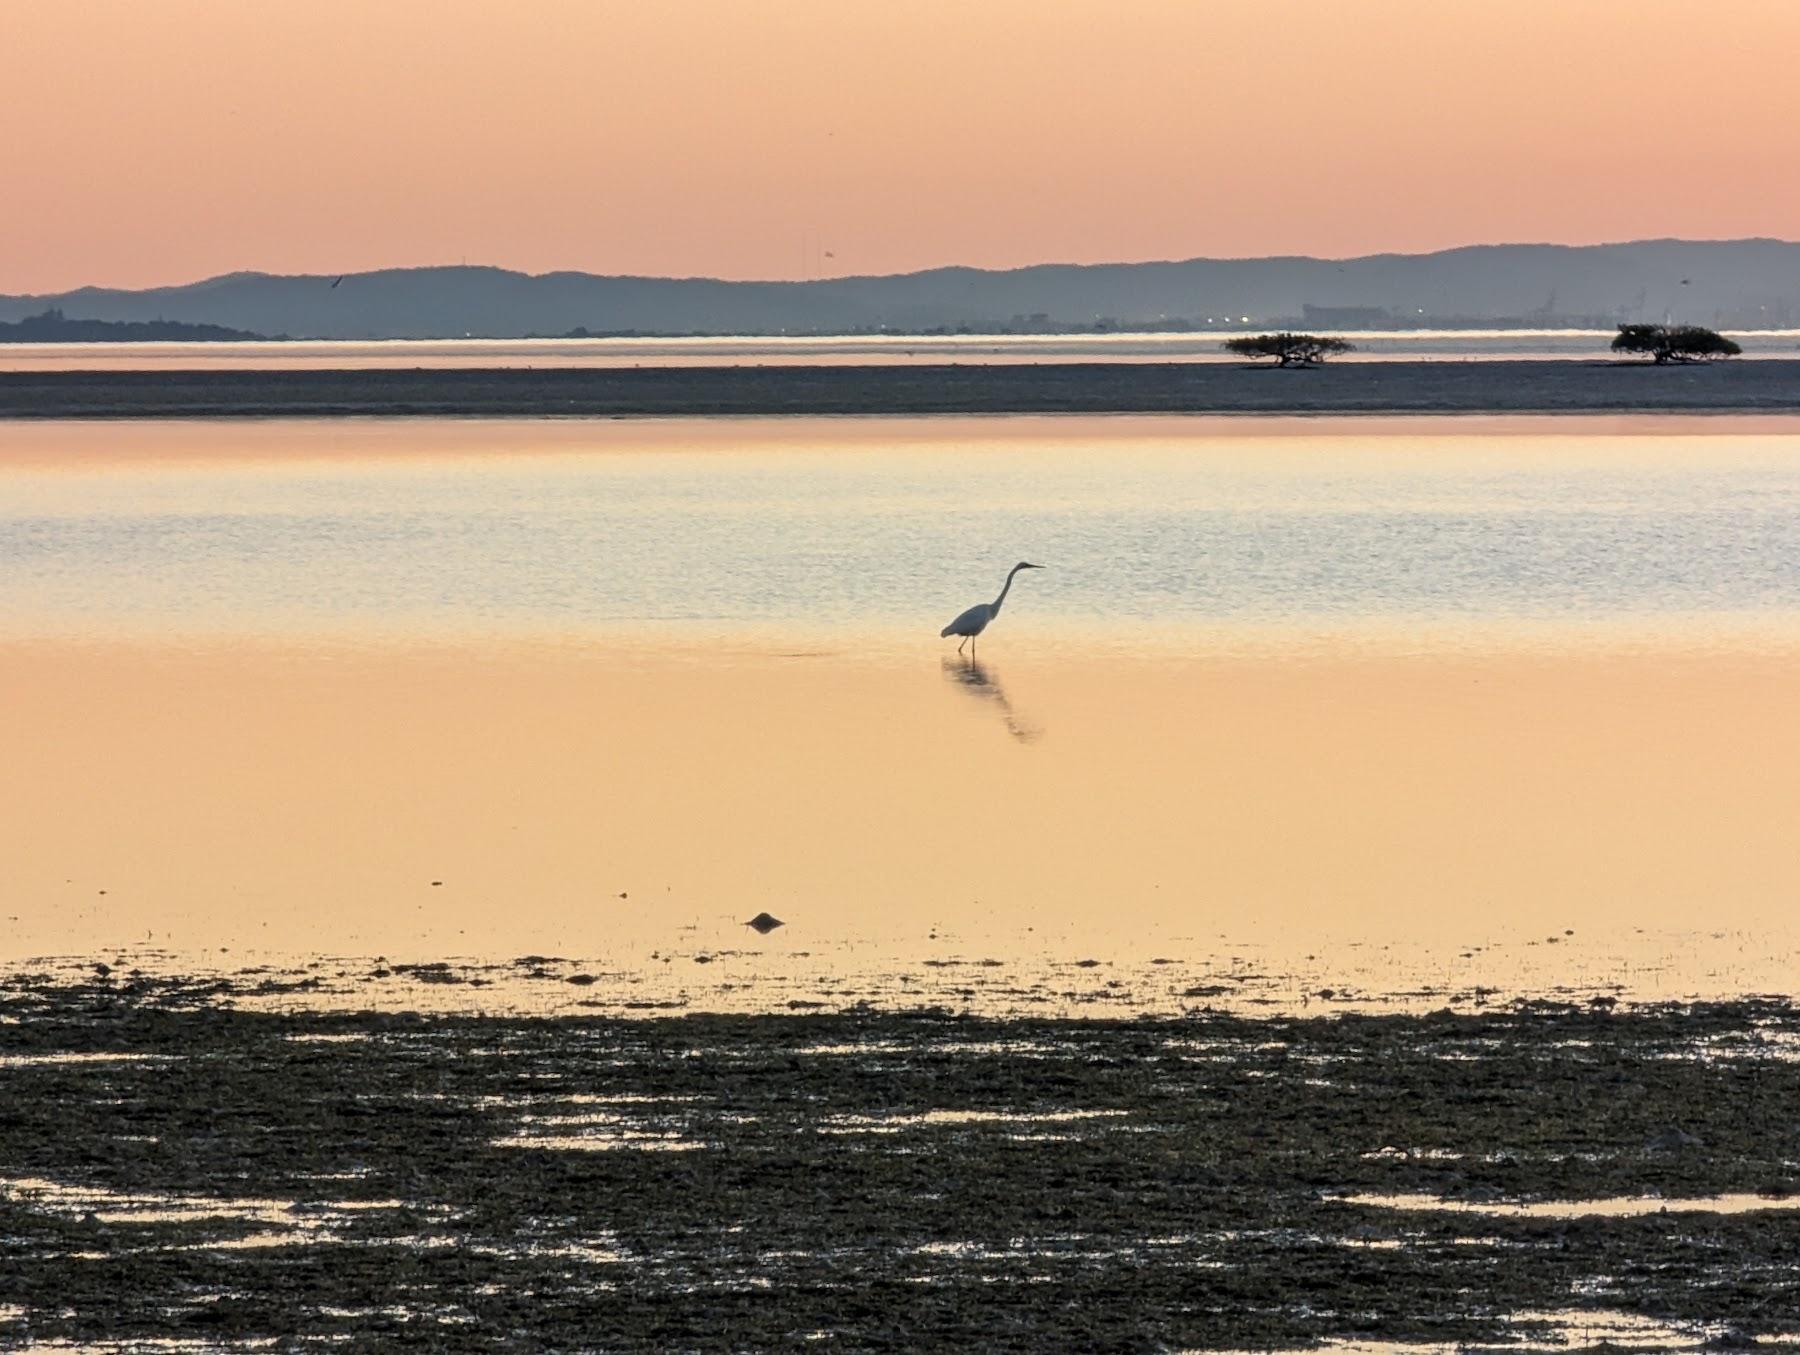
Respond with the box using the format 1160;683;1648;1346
4;973;1798;1350
4;358;1800;418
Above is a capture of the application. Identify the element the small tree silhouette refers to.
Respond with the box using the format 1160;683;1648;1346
1223;332;1355;367
1611;323;1741;364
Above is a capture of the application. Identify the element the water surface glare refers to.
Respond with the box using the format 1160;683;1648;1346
7;415;1800;646
7;415;1800;1006
4;329;1799;370
1344;1191;1800;1218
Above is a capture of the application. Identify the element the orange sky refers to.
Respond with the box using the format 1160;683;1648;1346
6;0;1798;293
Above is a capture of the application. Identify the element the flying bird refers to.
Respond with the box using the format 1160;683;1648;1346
941;562;1044;654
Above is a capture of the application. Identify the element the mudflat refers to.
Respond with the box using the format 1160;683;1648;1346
2;976;1797;1350
3;358;1799;418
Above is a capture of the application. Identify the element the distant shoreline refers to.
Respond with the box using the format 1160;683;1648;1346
0;308;267;344
3;359;1799;419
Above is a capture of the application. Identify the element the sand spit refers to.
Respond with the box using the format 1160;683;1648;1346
3;358;1800;418
3;973;1800;1350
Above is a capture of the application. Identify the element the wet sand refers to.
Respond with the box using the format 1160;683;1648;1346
3;358;1800;418
3;977;1798;1350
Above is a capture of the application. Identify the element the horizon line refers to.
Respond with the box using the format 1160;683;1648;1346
13;236;1800;300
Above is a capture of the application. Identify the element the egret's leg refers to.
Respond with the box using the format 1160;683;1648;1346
957;636;969;654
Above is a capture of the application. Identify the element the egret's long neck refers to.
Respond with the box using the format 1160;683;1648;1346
991;564;1024;614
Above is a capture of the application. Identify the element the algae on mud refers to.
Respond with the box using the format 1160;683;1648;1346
3;974;1800;1350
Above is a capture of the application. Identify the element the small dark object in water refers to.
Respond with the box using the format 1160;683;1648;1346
744;912;784;935
567;974;597;986
92;963;111;979
431;881;442;887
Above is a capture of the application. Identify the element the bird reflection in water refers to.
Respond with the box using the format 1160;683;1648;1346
941;655;1043;744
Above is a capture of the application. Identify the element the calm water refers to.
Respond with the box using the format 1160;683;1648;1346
7;415;1800;645
3;328;1799;370
5;414;1800;1011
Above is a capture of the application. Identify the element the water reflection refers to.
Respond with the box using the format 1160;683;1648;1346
941;656;1043;744
12;641;1800;1001
12;416;1800;642
14;415;1800;1005
4;330;1799;372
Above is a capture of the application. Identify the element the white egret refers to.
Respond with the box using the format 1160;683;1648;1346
940;562;1044;654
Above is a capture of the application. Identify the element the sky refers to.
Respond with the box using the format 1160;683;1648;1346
6;0;1799;293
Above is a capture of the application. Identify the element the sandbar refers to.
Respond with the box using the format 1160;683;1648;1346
2;358;1799;418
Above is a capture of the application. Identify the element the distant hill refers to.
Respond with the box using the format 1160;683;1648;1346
0;308;266;343
3;241;1797;340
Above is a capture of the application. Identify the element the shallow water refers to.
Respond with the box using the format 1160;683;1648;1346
2;328;1799;370
5;413;1800;1009
1344;1190;1800;1219
9;414;1800;644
